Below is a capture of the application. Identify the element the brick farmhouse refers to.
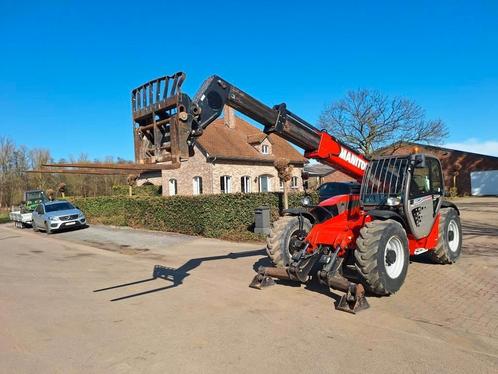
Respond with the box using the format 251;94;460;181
138;107;307;196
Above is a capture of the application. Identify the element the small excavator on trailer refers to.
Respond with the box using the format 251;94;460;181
131;72;462;313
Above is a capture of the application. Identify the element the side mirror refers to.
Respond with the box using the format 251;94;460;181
411;154;426;168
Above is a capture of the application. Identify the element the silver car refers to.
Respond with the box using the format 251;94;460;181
32;201;87;234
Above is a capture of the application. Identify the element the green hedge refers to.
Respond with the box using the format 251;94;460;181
71;192;317;241
0;212;9;224
111;184;162;196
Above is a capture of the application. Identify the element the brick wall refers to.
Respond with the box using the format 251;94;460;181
160;146;214;196
148;145;305;196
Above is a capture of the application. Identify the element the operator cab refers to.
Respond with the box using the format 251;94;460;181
360;154;444;239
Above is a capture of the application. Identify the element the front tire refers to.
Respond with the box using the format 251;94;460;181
431;208;462;264
266;216;312;267
355;219;409;295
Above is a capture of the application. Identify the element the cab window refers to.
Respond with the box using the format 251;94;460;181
409;158;443;198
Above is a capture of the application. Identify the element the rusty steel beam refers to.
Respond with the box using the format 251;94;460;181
25;168;135;175
42;162;179;171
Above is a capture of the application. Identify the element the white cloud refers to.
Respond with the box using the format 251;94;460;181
444;138;498;157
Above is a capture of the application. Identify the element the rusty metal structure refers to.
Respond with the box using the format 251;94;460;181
132;72;192;168
26;73;193;176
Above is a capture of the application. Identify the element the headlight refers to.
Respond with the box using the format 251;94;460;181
78;212;84;218
301;195;312;207
386;197;401;206
48;216;59;221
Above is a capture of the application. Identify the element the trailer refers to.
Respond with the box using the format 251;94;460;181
9;190;47;229
9;209;33;228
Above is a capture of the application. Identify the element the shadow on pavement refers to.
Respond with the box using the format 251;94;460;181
94;248;266;301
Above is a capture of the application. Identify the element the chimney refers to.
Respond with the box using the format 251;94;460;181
224;105;236;129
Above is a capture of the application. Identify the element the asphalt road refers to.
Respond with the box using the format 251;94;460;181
0;197;497;373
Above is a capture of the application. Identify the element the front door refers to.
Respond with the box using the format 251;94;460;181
33;204;44;226
405;157;444;239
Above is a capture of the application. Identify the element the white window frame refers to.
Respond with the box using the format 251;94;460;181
261;144;269;154
241;176;251;193
220;175;232;193
291;176;299;189
168;178;177;196
193;176;203;195
259;175;271;192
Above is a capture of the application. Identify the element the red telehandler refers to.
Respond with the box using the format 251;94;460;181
132;72;462;313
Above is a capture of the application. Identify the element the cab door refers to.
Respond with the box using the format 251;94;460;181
405;156;444;239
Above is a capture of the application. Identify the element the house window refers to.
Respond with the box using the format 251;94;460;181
220;175;232;193
193;176;203;195
291;176;299;189
168;179;177;196
261;145;269;155
259;175;271;192
241;176;251;193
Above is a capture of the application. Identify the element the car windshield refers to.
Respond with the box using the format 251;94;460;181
319;184;349;196
45;202;75;212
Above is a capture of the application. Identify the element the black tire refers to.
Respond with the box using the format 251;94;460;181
266;216;312;267
430;208;462;264
355;219;409;295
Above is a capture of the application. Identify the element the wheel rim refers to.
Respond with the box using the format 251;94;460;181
288;229;305;256
384;236;404;279
447;220;460;252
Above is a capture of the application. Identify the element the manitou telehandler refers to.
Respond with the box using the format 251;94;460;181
131;72;462;313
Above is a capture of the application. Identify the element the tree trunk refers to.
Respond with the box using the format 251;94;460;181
283;180;289;210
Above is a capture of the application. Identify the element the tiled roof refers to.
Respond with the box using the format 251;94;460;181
246;133;268;144
196;115;307;164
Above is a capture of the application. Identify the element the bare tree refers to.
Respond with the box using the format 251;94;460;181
0;136;132;205
318;89;448;158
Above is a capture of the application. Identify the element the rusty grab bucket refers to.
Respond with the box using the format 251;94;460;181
131;72;193;168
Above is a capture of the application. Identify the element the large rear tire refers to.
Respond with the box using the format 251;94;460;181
266;216;312;267
430;208;462;264
355;219;409;295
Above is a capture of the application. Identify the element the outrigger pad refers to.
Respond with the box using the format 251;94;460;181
249;274;275;290
335;286;370;314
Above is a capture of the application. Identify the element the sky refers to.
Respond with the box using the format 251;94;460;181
1;0;497;161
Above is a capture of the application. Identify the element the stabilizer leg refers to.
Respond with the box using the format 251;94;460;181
249;266;291;290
